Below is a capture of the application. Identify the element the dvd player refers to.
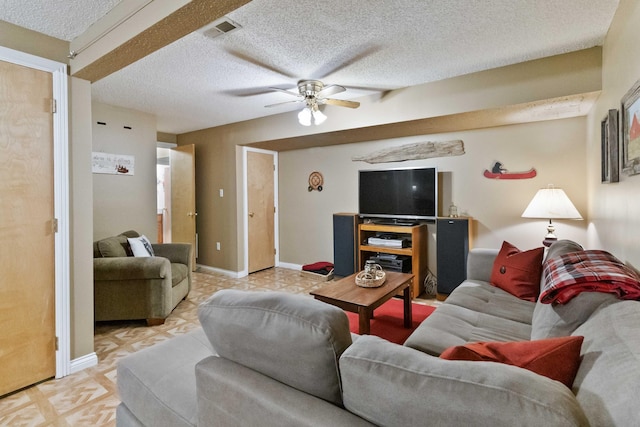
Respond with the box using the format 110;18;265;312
369;255;411;272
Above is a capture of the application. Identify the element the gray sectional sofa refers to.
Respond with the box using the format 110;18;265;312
116;240;640;426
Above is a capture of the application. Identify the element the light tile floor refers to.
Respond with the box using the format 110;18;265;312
0;267;438;426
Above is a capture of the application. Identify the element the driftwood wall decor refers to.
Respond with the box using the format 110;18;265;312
352;140;464;164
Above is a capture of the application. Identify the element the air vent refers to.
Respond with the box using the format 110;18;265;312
199;17;241;39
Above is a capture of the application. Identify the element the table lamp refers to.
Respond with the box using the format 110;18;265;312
521;185;582;247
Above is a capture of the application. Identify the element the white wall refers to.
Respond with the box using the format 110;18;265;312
279;117;588;272
587;0;640;268
92;103;158;241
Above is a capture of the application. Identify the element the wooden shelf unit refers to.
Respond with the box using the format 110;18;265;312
357;223;428;298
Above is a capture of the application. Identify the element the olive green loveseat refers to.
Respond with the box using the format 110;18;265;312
93;231;192;325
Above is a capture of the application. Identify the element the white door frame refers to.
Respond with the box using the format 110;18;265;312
0;46;71;378
242;147;278;277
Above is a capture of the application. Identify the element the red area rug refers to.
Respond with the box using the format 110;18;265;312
345;299;436;344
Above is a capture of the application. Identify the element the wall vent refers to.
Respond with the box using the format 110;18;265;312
200;17;241;39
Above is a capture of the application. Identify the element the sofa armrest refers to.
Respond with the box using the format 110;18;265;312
340;336;589;427
466;248;499;282
196;356;374;427
152;243;192;267
94;256;170;281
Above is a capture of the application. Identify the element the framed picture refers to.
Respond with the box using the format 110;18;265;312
621;79;640;176
601;109;619;183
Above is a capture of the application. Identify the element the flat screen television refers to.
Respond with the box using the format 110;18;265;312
359;167;437;222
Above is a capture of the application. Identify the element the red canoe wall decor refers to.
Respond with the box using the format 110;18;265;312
484;162;537;180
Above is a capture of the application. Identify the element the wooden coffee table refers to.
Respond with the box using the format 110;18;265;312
310;271;414;335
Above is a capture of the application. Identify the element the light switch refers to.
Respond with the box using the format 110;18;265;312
219;189;224;197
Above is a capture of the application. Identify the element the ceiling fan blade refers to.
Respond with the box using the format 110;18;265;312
269;87;301;97
264;99;303;108
316;84;345;98
322;98;360;109
312;45;383;79
226;49;297;79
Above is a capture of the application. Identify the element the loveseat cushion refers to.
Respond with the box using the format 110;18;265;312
170;263;188;287
198;290;352;406
96;235;128;258
340;335;589;427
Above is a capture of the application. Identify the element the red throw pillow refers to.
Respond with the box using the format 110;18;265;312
440;336;584;388
490;241;544;301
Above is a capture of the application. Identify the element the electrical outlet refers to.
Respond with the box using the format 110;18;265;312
216;242;221;251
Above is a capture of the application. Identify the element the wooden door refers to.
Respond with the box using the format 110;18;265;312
247;151;275;273
171;144;196;268
0;60;56;396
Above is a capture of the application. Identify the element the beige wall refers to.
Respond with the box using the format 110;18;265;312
92;103;158;241
587;0;640;268
69;77;94;359
180;48;600;273
278;117;588;271
0;20;69;64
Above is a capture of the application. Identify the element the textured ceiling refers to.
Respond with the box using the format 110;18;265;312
0;0;620;134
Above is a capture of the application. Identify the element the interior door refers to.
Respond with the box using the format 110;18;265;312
247;151;275;273
0;60;56;396
171;144;196;268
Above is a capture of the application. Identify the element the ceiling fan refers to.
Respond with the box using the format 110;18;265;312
264;80;360;126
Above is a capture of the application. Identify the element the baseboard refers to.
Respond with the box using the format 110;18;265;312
277;262;302;270
69;352;98;374
196;264;243;278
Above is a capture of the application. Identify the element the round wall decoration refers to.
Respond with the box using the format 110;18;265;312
308;171;324;191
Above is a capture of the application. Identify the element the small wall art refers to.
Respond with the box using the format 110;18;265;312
621;78;640;176
483;161;536;179
601;109;619;183
92;152;135;175
308;171;323;191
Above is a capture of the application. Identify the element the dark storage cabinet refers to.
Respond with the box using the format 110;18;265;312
436;218;471;297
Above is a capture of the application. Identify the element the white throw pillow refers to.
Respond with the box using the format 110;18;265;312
127;235;154;257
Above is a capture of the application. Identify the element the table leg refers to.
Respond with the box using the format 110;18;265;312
358;307;371;335
403;285;412;329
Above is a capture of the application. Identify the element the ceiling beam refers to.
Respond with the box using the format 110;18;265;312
71;0;251;82
247;92;601;152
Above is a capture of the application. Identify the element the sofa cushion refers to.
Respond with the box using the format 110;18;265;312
531;291;619;339
198;289;352;406
117;328;213;427
572;300;640;426
341;335;589;427
405;281;534;356
97;236;128;258
490;241;544;302
440;335;584;388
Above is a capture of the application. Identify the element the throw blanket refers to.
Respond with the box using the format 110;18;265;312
540;250;640;304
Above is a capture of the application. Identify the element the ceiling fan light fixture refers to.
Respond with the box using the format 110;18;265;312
311;106;327;125
298;107;312;126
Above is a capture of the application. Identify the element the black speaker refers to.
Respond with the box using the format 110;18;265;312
333;213;360;277
437;218;471;295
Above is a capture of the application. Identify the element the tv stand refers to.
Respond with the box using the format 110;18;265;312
358;223;427;297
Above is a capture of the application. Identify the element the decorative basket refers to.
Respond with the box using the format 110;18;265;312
355;269;386;288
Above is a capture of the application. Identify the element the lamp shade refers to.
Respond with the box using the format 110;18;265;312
521;187;582;219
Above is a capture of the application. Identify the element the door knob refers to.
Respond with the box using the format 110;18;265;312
249;212;255;217
187;212;198;217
